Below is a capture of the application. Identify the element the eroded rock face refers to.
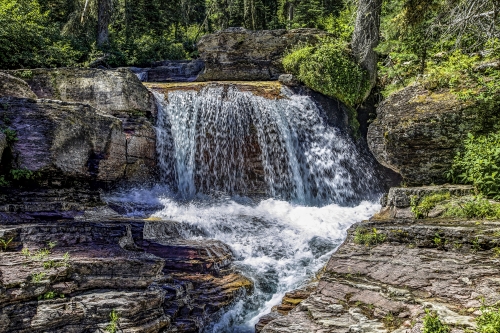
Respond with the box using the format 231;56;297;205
259;200;500;333
197;27;329;81
130;60;205;82
0;72;37;99
13;68;156;118
368;85;485;185
0;68;158;200
0;98;156;185
0;215;252;333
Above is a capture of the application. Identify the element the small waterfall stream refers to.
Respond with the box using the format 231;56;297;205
108;83;382;332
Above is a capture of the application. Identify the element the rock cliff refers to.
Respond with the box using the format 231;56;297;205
196;28;329;81
367;85;486;185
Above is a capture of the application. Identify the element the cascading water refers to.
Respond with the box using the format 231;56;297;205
107;83;383;332
154;84;381;205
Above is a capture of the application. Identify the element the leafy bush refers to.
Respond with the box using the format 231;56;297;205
282;40;371;109
444;196;500;219
125;34;188;67
0;0;82;69
423;310;450;333
10;168;37;181
477;305;500;333
447;132;500;199
354;227;386;246
2;128;18;144
410;193;451;219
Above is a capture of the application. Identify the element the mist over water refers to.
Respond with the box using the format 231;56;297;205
107;84;383;332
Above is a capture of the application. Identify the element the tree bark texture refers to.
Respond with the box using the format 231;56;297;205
97;0;112;48
351;0;382;90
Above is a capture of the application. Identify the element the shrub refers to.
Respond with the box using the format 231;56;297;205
105;309;119;333
477;305;500;333
423;310;450;333
2;128;18;144
410;193;450;219
354;227;386;246
447;132;500;199
282;40;371;109
444;196;500;219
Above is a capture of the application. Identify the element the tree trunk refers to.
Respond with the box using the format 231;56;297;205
97;0;112;48
351;0;383;91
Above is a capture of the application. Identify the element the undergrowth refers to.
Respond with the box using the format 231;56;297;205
354;227;386;246
423;309;450;333
410;193;450;219
477;304;500;333
447;132;500;199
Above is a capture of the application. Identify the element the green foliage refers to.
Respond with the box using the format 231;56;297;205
0;237;13;251
354;227;386;246
447;132;500;199
410;193;450;219
443;196;500;219
423;309;450;333
38;291;56;300
0;0;82;69
477;304;500;333
0;175;9;187
31;272;47;283
10;168;37;181
2;128;18;144
283;40;370;109
105;309;119;333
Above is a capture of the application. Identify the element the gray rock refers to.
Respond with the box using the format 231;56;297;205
368;85;488;185
0;72;37;99
278;74;299;87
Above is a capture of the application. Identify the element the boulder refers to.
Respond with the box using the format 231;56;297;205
12;67;157;118
0;72;37;99
368;85;484;185
0;98;155;185
197;27;329;81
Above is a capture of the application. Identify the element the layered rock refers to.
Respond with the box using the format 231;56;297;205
367;85;485;185
12;68;156;118
196;27;329;81
0;213;252;333
0;69;157;206
259;188;500;333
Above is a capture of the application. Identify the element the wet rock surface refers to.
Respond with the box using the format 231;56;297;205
258;188;500;333
130;60;205;82
196;27;329;81
367;85;485;185
0;211;252;333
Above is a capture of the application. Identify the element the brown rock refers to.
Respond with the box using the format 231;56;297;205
197;28;329;81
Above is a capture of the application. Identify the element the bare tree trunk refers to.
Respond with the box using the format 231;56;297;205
351;0;383;91
97;0;112;48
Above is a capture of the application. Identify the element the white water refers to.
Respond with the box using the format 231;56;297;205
151;197;380;332
107;84;384;332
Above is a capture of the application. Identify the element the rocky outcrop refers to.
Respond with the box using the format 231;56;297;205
0;212;252;333
0;98;155;187
130;60;205;82
0;68;157;202
259;187;500;333
0;72;37;99
11;68;156;118
368;85;484;185
196;27;329;81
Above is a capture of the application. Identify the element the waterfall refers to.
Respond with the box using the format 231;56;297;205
107;82;384;332
153;84;381;206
